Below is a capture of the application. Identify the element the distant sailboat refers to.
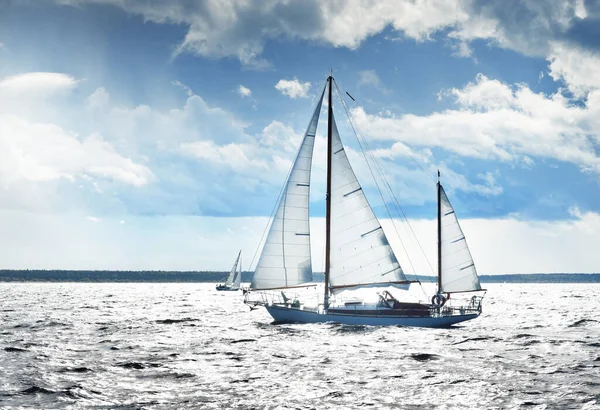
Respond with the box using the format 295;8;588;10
216;251;242;291
244;76;485;327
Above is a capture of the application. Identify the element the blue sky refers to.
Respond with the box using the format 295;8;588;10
0;0;599;273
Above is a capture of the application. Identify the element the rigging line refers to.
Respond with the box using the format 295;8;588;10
333;80;435;292
248;79;328;271
332;79;420;281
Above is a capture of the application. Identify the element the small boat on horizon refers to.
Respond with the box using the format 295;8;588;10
244;75;485;327
216;250;242;291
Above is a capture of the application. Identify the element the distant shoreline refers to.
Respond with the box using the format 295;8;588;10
0;270;599;283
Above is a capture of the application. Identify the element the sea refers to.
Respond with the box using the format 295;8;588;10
0;282;598;409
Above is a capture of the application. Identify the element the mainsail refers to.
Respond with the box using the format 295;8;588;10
250;87;325;290
226;250;241;287
439;185;482;293
328;113;408;293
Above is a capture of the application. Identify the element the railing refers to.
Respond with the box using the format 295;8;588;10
436;295;483;317
244;288;321;310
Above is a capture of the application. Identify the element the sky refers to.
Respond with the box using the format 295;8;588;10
0;0;599;274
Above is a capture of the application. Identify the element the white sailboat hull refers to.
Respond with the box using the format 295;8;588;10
265;305;479;328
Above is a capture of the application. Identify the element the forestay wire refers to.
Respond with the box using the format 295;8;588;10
332;79;437;292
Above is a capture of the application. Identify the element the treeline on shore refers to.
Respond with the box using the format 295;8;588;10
0;270;599;283
0;270;253;283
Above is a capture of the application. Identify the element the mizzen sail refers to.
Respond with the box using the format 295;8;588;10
439;185;482;293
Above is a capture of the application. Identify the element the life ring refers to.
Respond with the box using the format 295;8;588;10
431;294;447;307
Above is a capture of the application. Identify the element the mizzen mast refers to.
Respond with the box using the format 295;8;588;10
437;170;442;294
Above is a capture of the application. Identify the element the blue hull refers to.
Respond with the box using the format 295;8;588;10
265;305;479;328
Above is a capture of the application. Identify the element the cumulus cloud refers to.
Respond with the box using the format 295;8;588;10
0;72;153;191
0;116;154;188
237;84;252;97
85;86;250;149
547;42;600;98
179;120;305;188
353;73;600;174
53;0;600;97
275;78;311;98
0;71;158;218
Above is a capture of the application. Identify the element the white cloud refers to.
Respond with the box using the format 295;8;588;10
547;42;600;98
179;120;304;187
0;74;154;189
0;72;78;95
0;115;154;188
0;72;156;216
86;86;110;110
574;0;588;19
54;0;600;100
86;216;100;222
181;140;268;172
85;86;250;149
58;0;467;67
237;84;252;97
352;73;600;174
275;78;311;99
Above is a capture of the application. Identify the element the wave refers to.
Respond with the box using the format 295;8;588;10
230;338;256;344
568;319;598;327
4;347;27;352
452;336;494;345
116;362;163;370
155;318;198;325
58;367;93;373
19;386;55;395
410;353;440;361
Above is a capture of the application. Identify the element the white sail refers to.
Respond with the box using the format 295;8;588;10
328;114;408;293
439;185;482;293
250;89;325;290
233;253;242;289
226;250;241;287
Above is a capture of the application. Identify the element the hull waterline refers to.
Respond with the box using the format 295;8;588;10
265;305;479;328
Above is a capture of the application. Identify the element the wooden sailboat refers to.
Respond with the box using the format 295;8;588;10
216;250;242;291
244;76;485;327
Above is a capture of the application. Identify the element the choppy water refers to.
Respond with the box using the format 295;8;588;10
0;283;598;409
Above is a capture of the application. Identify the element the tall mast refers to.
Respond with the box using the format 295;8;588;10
437;170;442;294
324;76;333;310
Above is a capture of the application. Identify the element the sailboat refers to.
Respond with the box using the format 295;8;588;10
244;76;485;327
216;250;242;291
